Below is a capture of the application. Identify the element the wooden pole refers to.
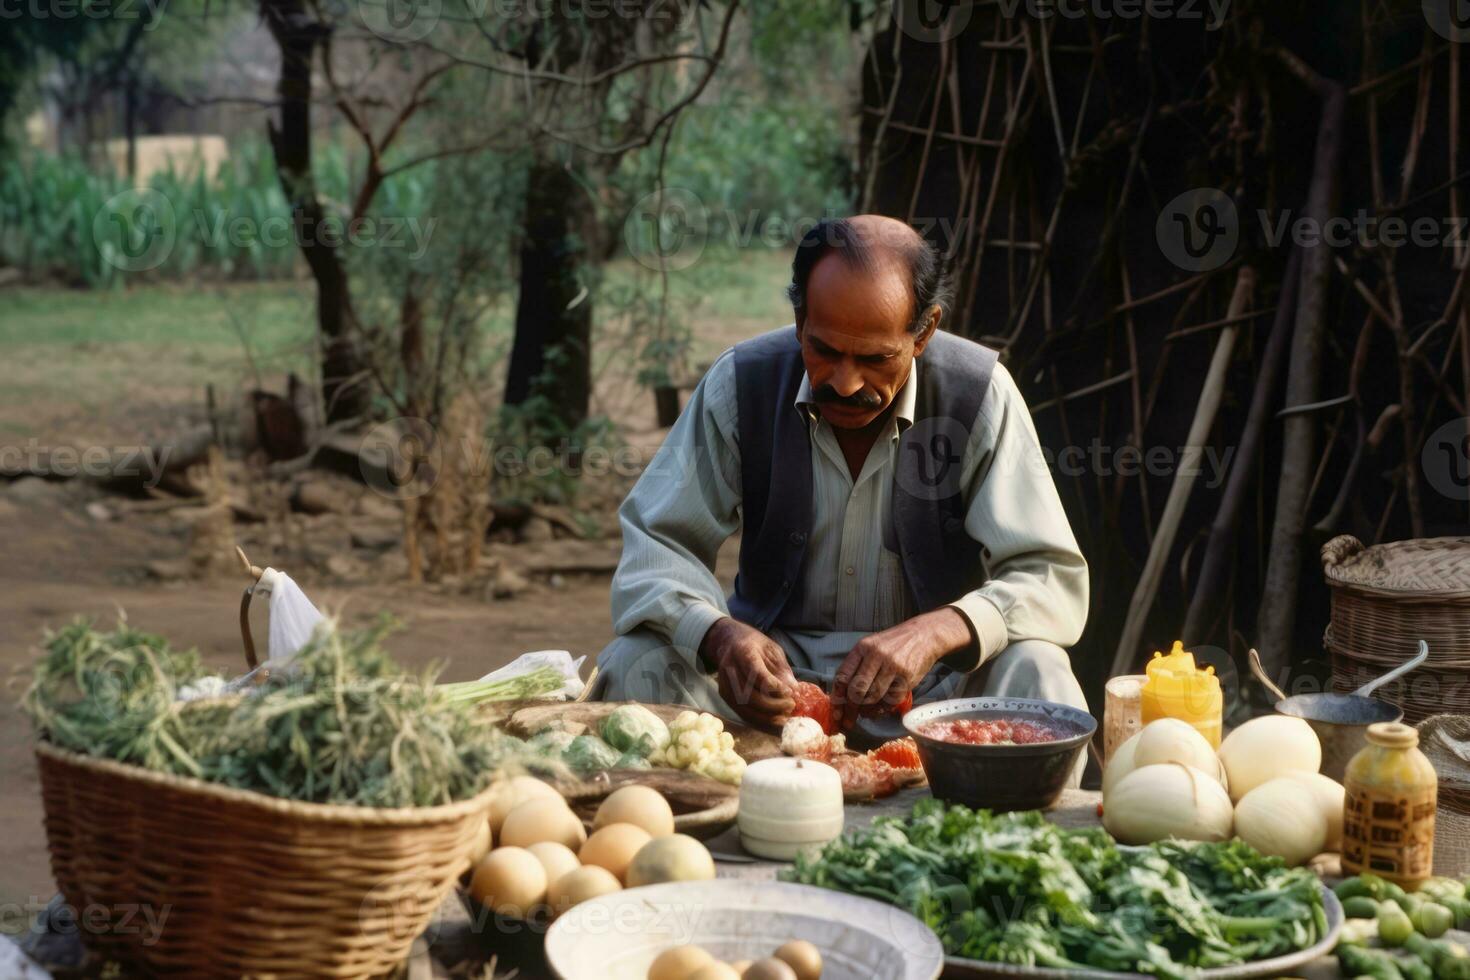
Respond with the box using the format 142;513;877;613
1256;71;1347;677
1110;267;1257;677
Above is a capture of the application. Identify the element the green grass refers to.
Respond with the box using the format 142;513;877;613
0;246;798;440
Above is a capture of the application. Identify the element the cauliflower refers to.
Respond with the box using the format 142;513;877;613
691;747;746;785
650;711;745;784
780;717;826;757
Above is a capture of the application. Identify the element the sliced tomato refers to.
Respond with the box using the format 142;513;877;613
869;736;922;770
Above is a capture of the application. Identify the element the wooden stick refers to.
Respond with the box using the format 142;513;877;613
1182;248;1303;644
1256;78;1346;678
1111;267;1256;676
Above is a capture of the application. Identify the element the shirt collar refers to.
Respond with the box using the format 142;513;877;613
795;360;918;432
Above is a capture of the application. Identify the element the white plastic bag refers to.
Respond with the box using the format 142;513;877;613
254;567;325;665
475;650;586;701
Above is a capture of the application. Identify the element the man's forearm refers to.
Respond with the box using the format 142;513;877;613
910;606;977;668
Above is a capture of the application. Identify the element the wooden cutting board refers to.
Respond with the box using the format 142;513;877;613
498;700;784;764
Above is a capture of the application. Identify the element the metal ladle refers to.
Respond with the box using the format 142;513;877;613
1246;642;1428;780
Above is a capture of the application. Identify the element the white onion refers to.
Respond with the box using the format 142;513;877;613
1283;771;1345;852
1218;716;1321;802
1104;720;1227;798
1135;718;1219;772
1103;762;1234;845
1102;730;1142;798
1234;777;1329;865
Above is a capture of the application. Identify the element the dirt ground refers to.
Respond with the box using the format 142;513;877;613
0;345;767;932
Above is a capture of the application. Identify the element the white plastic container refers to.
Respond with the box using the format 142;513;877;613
737;757;844;860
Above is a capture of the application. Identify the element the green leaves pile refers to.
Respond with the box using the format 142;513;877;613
24;618;524;808
783;800;1327;980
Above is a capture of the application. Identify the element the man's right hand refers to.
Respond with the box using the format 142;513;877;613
698;617;796;730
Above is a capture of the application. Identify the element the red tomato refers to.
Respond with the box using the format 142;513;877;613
792;681;835;735
870;737;922;770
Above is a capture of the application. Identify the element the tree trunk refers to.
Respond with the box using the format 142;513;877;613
505;156;593;438
1256;81;1347;676
260;0;372;425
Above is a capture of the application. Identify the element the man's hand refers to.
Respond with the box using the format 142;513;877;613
699;617;796;730
830;608;974;730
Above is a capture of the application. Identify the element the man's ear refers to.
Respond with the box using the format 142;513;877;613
910;306;942;356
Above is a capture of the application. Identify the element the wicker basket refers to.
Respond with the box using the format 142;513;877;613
37;738;492;978
1418;714;1470;877
1322;535;1470;724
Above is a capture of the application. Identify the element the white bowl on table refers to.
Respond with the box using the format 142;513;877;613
544;880;944;980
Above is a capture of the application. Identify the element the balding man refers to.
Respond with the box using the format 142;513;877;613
593;216;1089;740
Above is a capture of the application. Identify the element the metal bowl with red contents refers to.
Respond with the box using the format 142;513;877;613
902;697;1096;812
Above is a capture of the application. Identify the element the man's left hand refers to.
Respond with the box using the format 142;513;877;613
830;608;974;730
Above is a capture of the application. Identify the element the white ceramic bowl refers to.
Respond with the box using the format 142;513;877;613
544;879;944;980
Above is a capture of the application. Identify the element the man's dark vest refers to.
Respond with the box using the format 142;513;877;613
728;325;999;631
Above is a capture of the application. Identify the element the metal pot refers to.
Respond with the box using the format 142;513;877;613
1248;642;1427;781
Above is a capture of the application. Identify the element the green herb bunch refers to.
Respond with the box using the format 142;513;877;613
24;617;520;809
784;799;1327;980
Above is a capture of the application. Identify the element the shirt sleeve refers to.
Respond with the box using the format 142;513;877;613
943;362;1090;671
609;350;743;660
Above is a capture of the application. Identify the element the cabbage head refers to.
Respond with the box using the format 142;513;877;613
600;704;671;757
562;734;621;775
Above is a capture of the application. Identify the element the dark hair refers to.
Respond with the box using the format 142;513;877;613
786;217;954;334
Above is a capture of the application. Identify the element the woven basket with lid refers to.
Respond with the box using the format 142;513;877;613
1322;535;1470;724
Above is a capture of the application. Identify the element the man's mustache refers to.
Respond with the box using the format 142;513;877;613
813;385;884;409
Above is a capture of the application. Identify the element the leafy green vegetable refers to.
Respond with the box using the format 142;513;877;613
561;735;621;775
600;704;670;757
783;800;1327;980
24;617;524;808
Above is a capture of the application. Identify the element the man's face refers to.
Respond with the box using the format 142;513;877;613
797;253;933;430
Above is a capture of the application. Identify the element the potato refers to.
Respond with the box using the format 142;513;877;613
743;959;797;980
487;776;565;834
468;847;546;917
687;964;741;980
546;865;621;916
648;944;714;980
594;784;676;837
774;940;822;980
579;823;653;884
500;798;587;851
626;834;715;888
525;841;581;889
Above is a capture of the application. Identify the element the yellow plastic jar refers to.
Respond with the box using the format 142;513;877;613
1139;641;1223;748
